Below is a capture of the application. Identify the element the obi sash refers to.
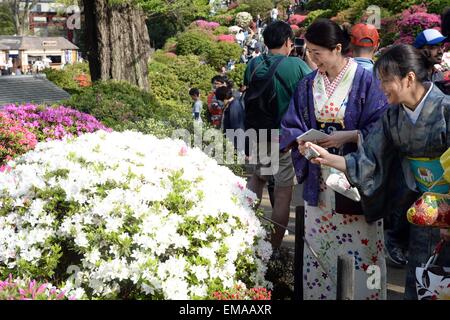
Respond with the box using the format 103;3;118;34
316;121;343;155
407;157;450;193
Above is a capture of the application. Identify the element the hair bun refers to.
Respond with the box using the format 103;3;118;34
340;22;352;41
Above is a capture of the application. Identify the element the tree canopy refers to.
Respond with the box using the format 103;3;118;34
0;4;15;35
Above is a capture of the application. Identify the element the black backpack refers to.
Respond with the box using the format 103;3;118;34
243;55;291;137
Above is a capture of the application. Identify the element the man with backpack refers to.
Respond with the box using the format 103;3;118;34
243;21;311;253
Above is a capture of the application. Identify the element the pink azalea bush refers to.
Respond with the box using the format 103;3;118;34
0;274;74;300
395;4;441;45
288;14;307;26
1;104;110;141
0;113;37;169
217;34;235;43
194;20;220;30
0;104;109;168
211;283;271;300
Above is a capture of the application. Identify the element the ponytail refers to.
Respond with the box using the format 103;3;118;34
374;44;429;82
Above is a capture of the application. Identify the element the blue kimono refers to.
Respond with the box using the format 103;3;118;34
280;65;389;207
344;84;450;299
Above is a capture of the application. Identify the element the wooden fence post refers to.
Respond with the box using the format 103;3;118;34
336;255;355;300
294;205;304;301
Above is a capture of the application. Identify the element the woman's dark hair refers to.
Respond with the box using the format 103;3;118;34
215;86;233;101
305;18;351;55
263;21;294;49
374;44;429;82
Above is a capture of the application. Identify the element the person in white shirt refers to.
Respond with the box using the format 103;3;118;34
235;30;245;47
6;58;13;75
189;88;203;122
271;7;278;22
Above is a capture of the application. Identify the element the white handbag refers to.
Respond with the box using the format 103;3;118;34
326;168;361;202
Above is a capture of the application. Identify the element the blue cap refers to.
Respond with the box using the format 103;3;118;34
413;29;447;48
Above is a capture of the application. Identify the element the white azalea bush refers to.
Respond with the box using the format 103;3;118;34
0;131;272;299
235;12;253;28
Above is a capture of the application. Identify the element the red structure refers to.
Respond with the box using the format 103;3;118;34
28;12;73;41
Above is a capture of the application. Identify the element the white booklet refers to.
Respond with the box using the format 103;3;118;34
296;129;329;142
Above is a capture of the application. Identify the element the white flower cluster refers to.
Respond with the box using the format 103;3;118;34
0;131;271;299
235;12;253;28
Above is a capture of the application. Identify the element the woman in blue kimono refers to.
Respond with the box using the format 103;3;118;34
299;44;450;300
280;19;389;300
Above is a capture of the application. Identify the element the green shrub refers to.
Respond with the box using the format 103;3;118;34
149;68;189;103
162;36;178;53
174;28;242;72
380;31;398;48
148;51;217;127
239;0;272;19
426;0;450;14
171;55;216;91
176;29;215;57
62;80;161;129
212;14;235;27
43;62;90;94
207;41;242;70
304;9;334;27
329;0;353;15
0;4;15;35
146;14;180;49
213;26;230;35
228;63;247;87
151;52;216;98
332;7;359;25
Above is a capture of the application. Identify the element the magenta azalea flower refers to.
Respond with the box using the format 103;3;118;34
0;104;110;164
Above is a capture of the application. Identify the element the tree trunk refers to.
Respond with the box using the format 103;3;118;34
8;0;38;35
83;0;151;91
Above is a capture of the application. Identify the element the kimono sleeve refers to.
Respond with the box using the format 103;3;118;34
279;78;312;151
344;112;396;198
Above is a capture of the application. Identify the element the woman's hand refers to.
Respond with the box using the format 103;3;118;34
318;130;358;149
298;141;348;172
298;141;331;165
440;229;450;242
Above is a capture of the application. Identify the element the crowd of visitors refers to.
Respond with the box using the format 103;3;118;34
191;4;450;300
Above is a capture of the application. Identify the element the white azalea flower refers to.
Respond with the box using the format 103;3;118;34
0;131;271;299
